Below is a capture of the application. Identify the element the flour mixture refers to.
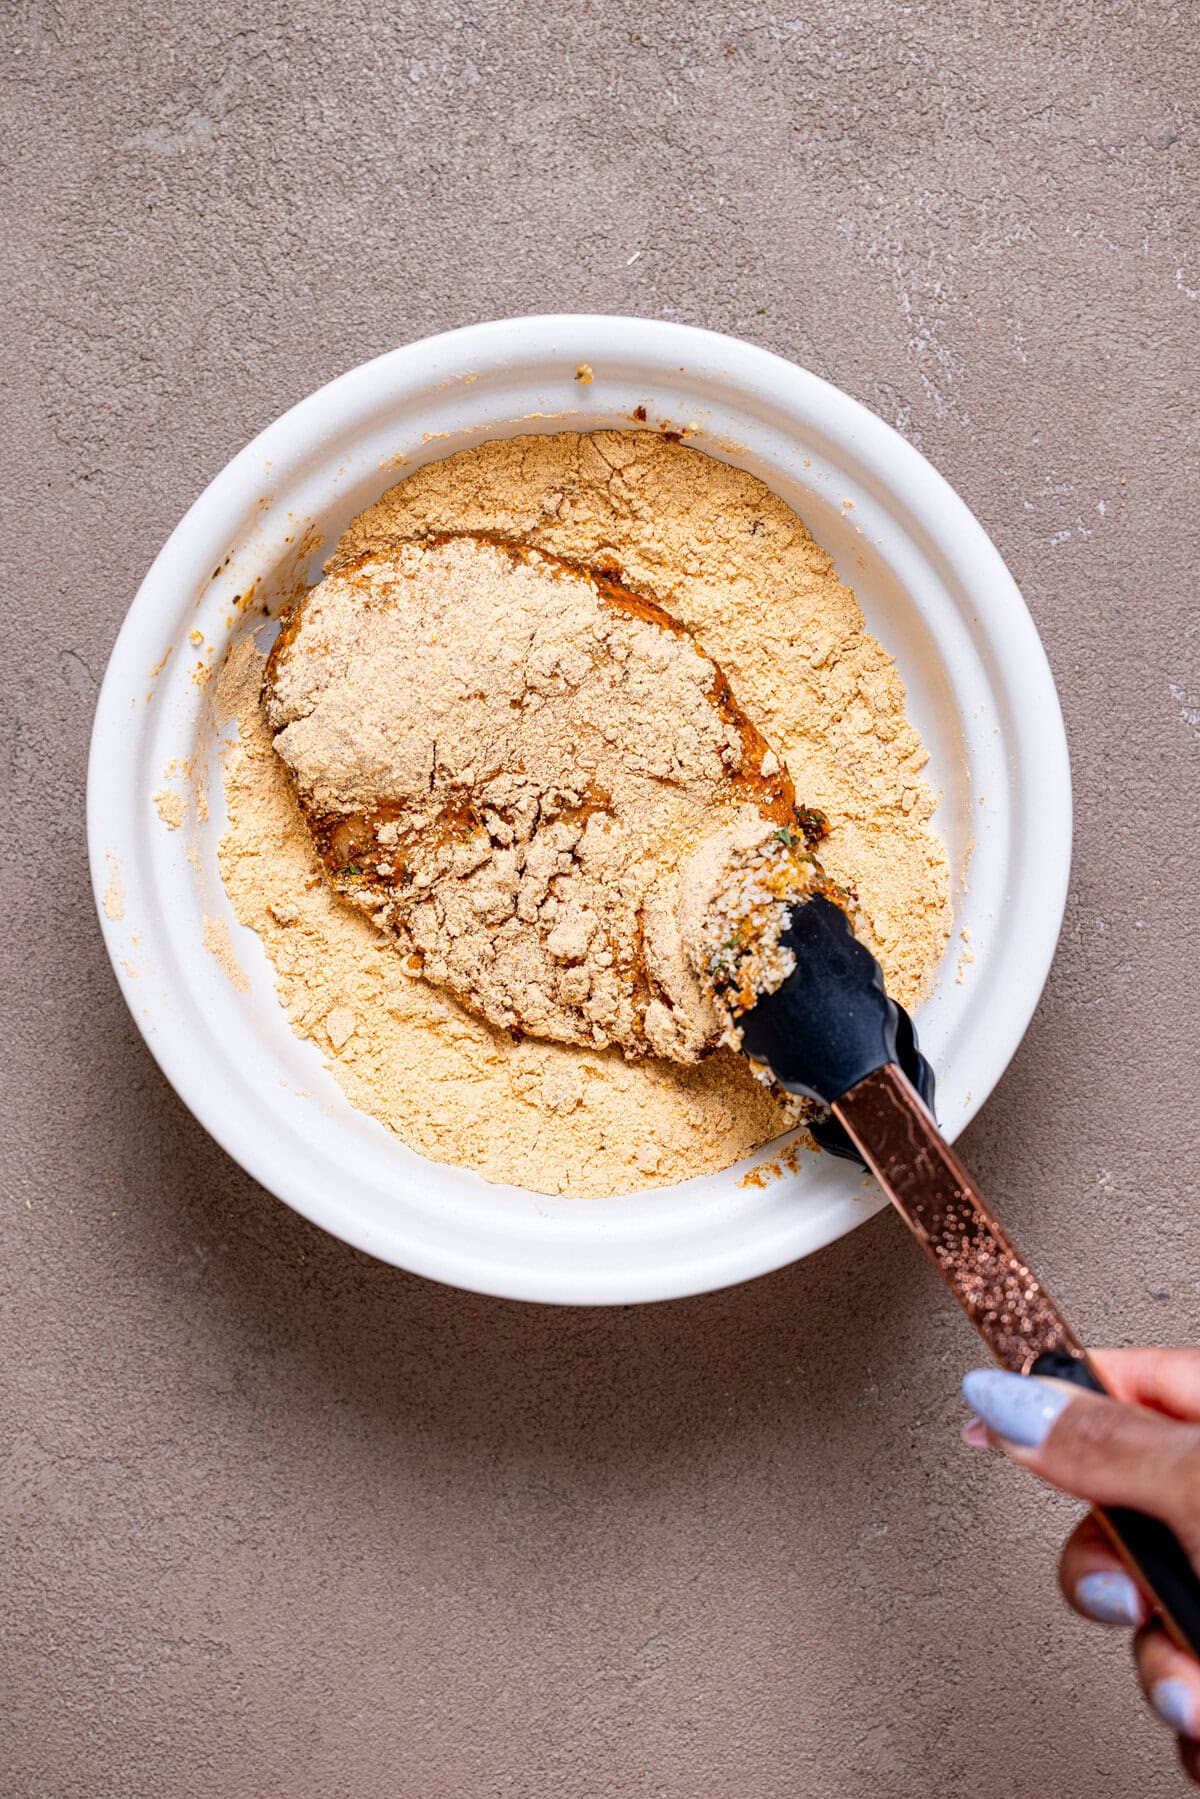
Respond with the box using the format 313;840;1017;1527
265;533;809;1062
217;430;951;1197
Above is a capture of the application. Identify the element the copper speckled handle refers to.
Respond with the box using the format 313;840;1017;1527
833;1063;1200;1660
834;1064;1083;1371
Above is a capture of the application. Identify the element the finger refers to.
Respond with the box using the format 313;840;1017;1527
961;1368;1200;1553
1059;1513;1150;1628
1134;1624;1200;1740
1089;1349;1200;1421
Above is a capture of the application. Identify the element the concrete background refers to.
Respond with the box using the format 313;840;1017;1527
3;2;1198;1793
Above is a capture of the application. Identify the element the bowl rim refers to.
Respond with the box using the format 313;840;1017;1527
88;314;1072;1302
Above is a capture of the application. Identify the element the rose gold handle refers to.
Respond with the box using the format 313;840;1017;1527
833;1064;1084;1371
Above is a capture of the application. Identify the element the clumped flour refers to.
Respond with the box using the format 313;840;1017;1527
265;534;799;1063
217;430;950;1197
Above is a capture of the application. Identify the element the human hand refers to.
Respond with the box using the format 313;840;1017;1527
962;1349;1200;1784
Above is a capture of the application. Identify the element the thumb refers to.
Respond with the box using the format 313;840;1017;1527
963;1368;1200;1556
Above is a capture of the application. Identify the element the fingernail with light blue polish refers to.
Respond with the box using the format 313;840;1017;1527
1153;1678;1199;1738
1076;1571;1145;1627
961;1368;1075;1448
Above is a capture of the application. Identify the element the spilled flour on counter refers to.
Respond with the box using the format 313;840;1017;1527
217;430;951;1197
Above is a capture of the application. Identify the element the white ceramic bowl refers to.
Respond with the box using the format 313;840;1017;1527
88;316;1070;1303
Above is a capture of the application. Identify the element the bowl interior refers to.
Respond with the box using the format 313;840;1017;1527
88;318;1069;1302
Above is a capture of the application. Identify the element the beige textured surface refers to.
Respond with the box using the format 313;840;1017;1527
3;3;1199;1794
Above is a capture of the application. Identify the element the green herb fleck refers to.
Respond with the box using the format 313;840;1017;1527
774;826;797;848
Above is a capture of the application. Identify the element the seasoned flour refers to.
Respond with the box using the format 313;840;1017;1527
265;533;801;1063
217;430;950;1197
